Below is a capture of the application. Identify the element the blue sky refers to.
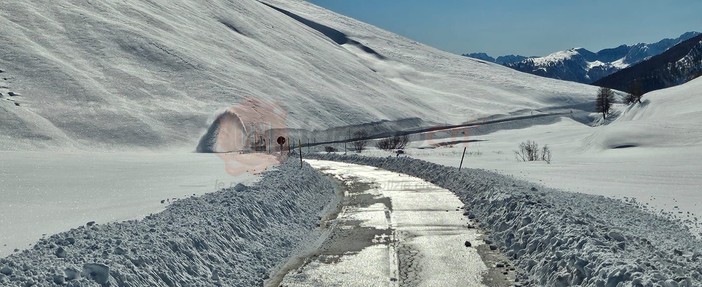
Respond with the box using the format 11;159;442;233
307;0;702;57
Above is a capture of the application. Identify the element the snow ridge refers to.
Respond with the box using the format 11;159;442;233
310;154;702;287
0;160;336;286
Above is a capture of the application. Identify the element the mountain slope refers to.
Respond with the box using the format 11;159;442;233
594;34;702;94
0;0;596;151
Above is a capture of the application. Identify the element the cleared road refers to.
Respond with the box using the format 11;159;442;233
274;160;513;287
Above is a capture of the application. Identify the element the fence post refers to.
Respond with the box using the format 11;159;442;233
459;147;467;171
298;139;303;168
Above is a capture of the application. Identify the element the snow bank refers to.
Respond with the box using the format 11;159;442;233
310;154;702;286
0;159;335;286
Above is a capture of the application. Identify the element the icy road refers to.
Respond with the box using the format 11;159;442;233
272;160;513;287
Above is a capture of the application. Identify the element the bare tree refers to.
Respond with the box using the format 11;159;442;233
625;80;643;105
395;134;410;149
596;87;615;119
541;145;552;164
351;130;369;153
376;134;410;151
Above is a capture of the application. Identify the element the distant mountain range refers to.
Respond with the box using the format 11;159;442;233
595;33;702;94
463;53;531;65
464;32;700;84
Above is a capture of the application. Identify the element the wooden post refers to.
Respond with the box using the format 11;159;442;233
459;147;467;171
298;139;303;168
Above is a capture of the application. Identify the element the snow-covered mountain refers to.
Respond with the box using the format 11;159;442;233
0;0;597;151
461;53;529;65
595;33;702;94
466;32;700;84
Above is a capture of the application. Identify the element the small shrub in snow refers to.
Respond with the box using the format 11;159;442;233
514;140;551;163
514;140;538;162
541;145;552;164
376;137;393;150
351;130;369;153
394;134;410;149
324;146;338;153
375;134;410;151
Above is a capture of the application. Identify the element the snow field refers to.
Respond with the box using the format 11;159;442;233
0;159;336;286
0;151;257;258
310;154;702;287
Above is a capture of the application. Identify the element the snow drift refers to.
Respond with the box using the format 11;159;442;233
0;160;336;286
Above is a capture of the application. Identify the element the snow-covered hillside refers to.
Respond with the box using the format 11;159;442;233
589;76;702;150
0;0;597;151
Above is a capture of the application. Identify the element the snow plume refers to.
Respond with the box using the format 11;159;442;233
310;154;702;287
0;159;336;286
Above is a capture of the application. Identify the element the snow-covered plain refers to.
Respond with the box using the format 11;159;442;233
0;151;256;257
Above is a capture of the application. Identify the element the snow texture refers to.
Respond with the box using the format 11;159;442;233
0;159;335;286
310;154;702;287
0;151;258;258
0;0;596;151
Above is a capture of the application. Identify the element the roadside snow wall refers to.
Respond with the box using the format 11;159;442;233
0;159;335;286
310;154;702;287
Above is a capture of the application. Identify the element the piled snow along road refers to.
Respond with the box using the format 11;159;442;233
0;160;335;286
311;154;702;287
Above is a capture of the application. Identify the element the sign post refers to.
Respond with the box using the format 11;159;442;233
276;136;286;156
